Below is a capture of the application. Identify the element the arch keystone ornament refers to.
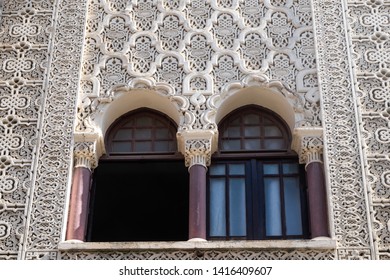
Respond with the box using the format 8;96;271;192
292;127;330;239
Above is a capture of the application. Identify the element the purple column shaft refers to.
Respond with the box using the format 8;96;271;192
66;167;91;241
188;164;207;240
306;162;329;238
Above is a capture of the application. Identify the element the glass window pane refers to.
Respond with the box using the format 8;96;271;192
134;141;151;152
244;126;261;137
229;164;245;175
135;116;153;126
264;139;285;150
262;116;274;125
222;140;240;150
264;178;282;236
264;126;282;137
244;139;261;150
210;164;226;176
123;120;134;127
263;164;279;175
243;114;260;124
154;119;165;128
225;126;240;137
156;128;170;139
111;142;132;153
134;129;151;139
230;118;240;125
284;177;303;235
155;141;170;151
283;163;299;174
210;178;226;237
229;178;246;236
114;129;132;140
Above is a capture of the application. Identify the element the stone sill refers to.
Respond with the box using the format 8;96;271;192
58;239;336;252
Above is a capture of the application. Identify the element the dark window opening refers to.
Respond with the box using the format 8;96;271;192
87;108;188;242
88;161;189;242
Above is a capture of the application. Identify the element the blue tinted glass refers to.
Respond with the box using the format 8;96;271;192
284;177;303;235
226;126;240;137
264;139;285;150
209;178;226;236
115;129;132;140
244;126;261;137
243;114;260;124
155;128;170;139
112;142;132;153
155;141;171;151
134;141;151;152
244;139;261;150
264;178;282;236
283;163;299;174
222;140;240;150
263;164;279;175
135;116;153;126
264;126;282;137
229;164;245;175
134;129;152;139
210;164;226;176
229;178;246;236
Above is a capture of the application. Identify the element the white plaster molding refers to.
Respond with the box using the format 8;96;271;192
291;127;323;165
58;239;336;252
177;129;218;168
211;74;304;130
73;133;104;170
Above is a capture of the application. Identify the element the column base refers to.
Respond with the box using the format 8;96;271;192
311;236;332;241
188;238;207;242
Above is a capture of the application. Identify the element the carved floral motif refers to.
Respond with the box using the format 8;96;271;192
0;0;388;260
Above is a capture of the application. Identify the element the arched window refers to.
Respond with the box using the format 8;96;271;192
106;109;177;155
208;105;309;240
87;108;189;242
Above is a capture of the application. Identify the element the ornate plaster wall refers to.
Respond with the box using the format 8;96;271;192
0;0;388;260
346;0;390;260
0;0;88;259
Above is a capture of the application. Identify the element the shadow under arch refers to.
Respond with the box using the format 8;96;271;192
212;75;304;132
93;90;183;142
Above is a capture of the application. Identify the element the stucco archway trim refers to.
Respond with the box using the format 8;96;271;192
210;74;305;132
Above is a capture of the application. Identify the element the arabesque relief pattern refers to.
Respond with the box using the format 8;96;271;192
0;0;387;260
311;0;390;259
347;0;390;258
0;0;57;260
60;249;335;260
77;0;321;136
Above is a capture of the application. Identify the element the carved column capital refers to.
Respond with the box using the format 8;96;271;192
292;127;324;166
73;133;104;170
177;130;218;168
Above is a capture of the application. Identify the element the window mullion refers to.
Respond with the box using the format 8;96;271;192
248;159;256;240
226;164;231;239
279;162;287;239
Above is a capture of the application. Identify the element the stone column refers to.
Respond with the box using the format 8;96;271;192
188;164;207;240
65;139;100;241
292;128;330;239
178;130;217;241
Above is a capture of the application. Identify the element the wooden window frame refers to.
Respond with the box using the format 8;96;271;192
104;108;180;159
87;108;189;242
207;105;309;240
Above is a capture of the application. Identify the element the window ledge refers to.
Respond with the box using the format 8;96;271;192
58;238;336;252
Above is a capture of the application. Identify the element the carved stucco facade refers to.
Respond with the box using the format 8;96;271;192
0;0;389;260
